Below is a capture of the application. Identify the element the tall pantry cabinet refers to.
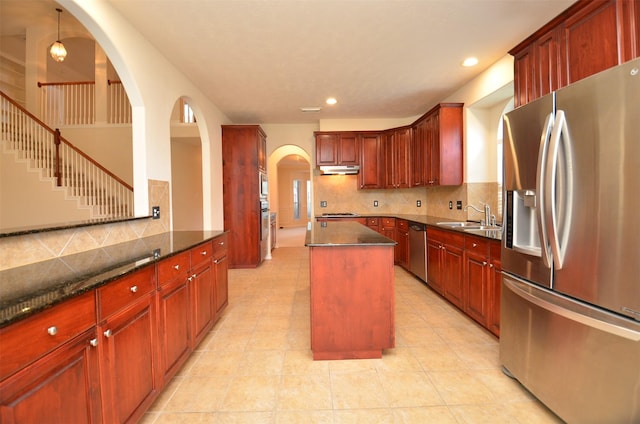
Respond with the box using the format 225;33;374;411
222;125;267;268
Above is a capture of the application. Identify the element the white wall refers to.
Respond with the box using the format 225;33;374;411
442;55;514;183
59;0;230;230
1;151;92;229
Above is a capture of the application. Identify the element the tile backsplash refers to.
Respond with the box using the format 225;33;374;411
0;180;170;270
313;172;500;222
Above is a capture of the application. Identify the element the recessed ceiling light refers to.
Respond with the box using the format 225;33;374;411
300;107;321;112
326;97;337;105
462;57;478;67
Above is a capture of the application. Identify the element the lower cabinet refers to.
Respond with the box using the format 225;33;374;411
426;227;501;336
396;219;409;269
213;234;229;318
157;251;191;384
464;235;491;326
0;328;101;424
488;241;502;337
426;227;464;309
97;267;158;424
0;234;229;423
190;241;215;348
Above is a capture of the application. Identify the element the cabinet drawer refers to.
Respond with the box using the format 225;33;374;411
366;217;380;227
428;226;465;247
465;235;490;255
381;217;396;228
157;251;190;286
191;241;213;267
97;267;155;320
212;234;228;259
397;219;409;231
0;291;96;381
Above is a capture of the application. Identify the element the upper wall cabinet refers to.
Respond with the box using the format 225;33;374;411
383;127;412;189
414;103;464;187
315;132;359;166
511;0;640;107
358;132;383;189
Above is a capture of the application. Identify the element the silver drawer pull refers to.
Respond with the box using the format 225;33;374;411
482;261;488;266
90;338;98;347
219;241;225;246
130;285;138;293
47;326;58;336
489;264;494;268
173;264;180;270
104;329;112;338
201;251;207;256
472;243;478;248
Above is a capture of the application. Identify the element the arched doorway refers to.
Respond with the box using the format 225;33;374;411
170;97;203;230
277;154;311;228
268;145;312;249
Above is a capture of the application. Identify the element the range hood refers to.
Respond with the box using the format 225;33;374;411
319;165;360;175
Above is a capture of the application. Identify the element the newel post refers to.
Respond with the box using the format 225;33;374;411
54;128;62;187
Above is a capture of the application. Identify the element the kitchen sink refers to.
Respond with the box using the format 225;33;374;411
436;221;501;231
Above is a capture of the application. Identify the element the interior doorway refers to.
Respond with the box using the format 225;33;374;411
170;98;203;230
277;154;310;228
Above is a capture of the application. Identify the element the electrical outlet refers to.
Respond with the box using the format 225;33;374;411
416;200;422;207
449;201;453;210
373;200;379;207
456;200;462;210
320;201;327;207
152;206;160;219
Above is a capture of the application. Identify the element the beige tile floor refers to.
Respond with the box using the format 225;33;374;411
141;246;563;424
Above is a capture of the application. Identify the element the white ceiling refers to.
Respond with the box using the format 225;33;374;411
1;0;574;124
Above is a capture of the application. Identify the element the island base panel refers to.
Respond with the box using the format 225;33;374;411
309;245;395;360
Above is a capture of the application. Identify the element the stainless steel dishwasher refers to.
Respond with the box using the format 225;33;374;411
408;223;427;281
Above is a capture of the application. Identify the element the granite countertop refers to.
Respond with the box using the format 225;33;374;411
305;221;396;247
316;213;502;241
0;230;225;328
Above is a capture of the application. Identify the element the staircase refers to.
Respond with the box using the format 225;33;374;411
1;91;134;222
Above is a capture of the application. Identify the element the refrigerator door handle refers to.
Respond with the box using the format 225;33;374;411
545;110;573;270
536;112;554;268
504;276;640;342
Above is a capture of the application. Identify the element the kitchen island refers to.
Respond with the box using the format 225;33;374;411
305;221;396;360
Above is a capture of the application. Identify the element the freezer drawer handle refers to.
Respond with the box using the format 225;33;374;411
504;277;640;342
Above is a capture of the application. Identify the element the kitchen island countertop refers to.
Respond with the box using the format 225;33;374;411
305;221;396;247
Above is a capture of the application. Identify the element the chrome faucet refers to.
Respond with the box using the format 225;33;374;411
464;203;491;226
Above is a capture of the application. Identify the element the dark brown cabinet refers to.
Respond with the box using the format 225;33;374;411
511;0;640;107
410;120;426;187
488;241;502;337
0;293;100;424
97;267;158;424
396;219;409;269
383;127;411;189
157;251;191;384
464;235;491;326
315;132;359;166
421;104;464;186
0;234;229;423
427;227;501;337
213;234;229;318
365;217;380;232
426;227;464;307
222;125;267;268
189;241;215;348
358;132;383;189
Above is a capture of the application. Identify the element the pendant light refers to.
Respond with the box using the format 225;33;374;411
49;8;67;62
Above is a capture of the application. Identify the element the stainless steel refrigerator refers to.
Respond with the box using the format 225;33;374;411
501;57;640;424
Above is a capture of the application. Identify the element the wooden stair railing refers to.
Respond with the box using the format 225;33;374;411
1;90;134;219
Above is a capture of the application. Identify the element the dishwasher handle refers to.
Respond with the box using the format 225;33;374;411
409;224;426;231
